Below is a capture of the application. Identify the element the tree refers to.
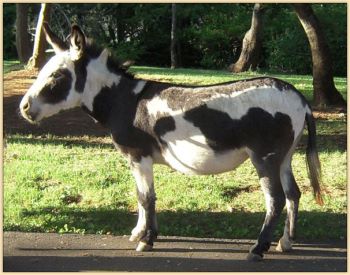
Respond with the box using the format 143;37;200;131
170;3;178;69
229;4;264;73
15;4;32;63
293;4;346;107
27;3;52;69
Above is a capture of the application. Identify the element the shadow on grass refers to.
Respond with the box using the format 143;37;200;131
6;122;347;153
8;206;346;242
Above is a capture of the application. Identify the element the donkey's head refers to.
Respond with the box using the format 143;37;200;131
20;23;115;123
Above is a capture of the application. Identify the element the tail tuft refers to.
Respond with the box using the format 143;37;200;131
305;111;323;206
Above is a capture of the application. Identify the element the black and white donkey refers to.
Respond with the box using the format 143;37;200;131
20;23;323;261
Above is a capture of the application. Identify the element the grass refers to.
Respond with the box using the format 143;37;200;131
3;66;347;241
4;60;24;74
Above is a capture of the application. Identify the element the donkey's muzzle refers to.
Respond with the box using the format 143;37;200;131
20;96;38;123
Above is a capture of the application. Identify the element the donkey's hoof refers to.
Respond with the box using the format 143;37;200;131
136;242;153;252
129;235;141;242
247;252;263;262
276;238;292;252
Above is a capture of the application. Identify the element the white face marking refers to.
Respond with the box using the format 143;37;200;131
133;80;146;95
20;52;81;122
81;52;121;112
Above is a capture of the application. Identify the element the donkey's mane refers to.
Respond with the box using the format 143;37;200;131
85;39;135;80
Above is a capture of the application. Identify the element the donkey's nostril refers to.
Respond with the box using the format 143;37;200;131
23;102;30;111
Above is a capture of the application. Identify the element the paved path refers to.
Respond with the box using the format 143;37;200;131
3;232;347;272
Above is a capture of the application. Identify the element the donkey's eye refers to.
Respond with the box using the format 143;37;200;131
51;71;63;79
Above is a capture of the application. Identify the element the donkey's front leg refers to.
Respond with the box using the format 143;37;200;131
129;156;158;252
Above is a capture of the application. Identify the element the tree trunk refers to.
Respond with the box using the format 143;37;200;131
27;3;52;69
294;4;346;107
170;3;177;69
15;4;32;63
229;4;264;73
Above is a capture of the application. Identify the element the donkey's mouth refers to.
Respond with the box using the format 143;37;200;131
19;109;40;125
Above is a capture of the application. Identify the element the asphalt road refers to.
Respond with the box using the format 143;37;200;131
3;232;347;272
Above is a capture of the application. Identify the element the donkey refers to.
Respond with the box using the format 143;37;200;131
20;23;323;261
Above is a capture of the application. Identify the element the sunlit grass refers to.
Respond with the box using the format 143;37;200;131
4;122;346;240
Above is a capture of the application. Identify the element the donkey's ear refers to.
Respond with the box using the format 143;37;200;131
42;22;68;54
69;24;86;60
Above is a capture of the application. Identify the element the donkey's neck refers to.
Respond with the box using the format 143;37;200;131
81;75;147;127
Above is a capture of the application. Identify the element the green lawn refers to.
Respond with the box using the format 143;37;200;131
3;66;347;241
4;60;24;74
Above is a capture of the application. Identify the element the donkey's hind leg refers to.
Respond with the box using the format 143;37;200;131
247;152;286;261
277;169;301;252
276;146;301;252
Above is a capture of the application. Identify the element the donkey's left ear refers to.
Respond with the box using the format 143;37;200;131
69;24;86;60
43;22;68;54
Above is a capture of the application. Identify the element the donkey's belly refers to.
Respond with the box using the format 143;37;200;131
161;137;249;175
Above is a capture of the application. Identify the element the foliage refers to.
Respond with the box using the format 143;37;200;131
3;68;347;239
263;4;346;76
3;3;347;75
263;5;312;74
3;4;17;59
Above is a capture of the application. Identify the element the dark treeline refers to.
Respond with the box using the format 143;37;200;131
4;3;346;76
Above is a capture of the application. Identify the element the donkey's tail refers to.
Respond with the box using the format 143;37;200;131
305;108;324;206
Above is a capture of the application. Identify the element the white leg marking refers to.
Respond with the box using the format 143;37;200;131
130;202;146;242
131;156;154;198
130;157;156;250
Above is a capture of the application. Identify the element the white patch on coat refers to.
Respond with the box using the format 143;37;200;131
146;97;182;117
82;53;121;112
163;144;249;175
133;80;146;95
131;156;154;197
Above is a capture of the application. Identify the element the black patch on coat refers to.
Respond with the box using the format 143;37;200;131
39;68;72;104
153;116;176;141
80;76;160;162
184;105;294;158
91;85;115;125
73;56;88;93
